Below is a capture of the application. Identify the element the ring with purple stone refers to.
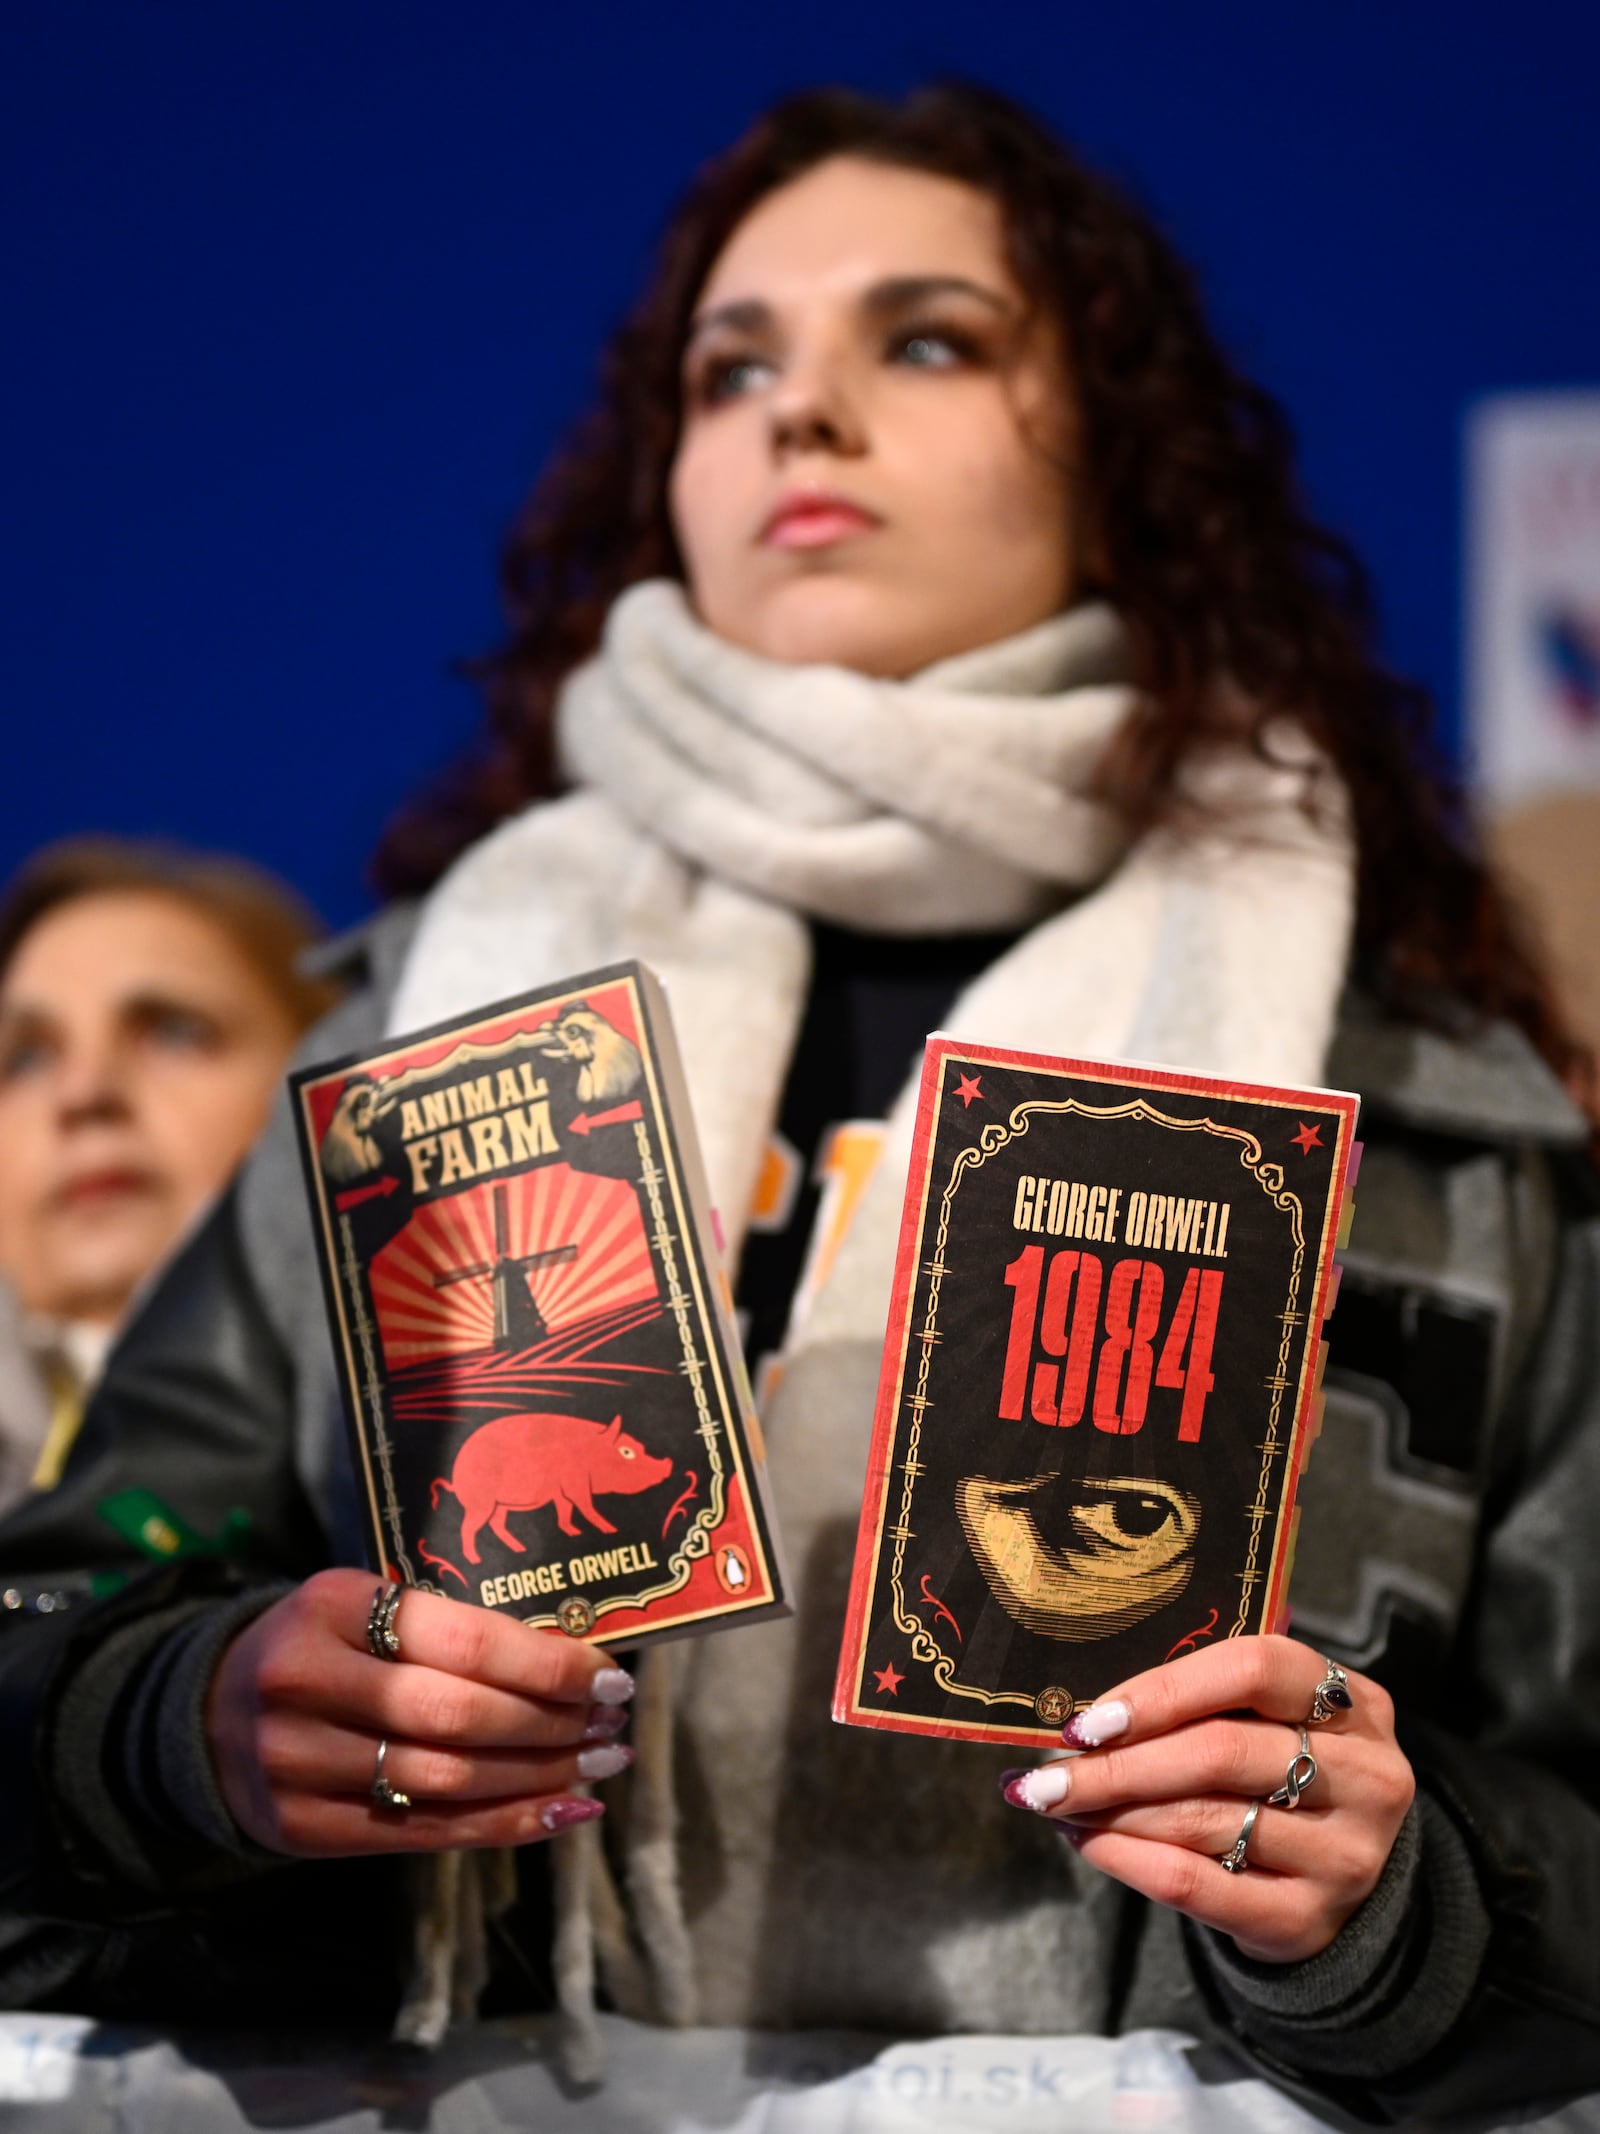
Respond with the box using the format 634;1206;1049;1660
1305;1659;1353;1726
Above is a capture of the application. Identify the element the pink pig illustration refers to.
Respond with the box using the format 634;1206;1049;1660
431;1411;673;1562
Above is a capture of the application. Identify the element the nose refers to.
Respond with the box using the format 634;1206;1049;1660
55;1031;131;1128
766;343;867;460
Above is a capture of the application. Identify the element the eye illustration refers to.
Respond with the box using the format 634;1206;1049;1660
955;1473;1201;1643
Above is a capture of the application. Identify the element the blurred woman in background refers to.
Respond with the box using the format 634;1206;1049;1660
1;86;1596;2120
0;839;336;1510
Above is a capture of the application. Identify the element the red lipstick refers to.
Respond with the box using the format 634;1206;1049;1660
56;1167;157;1210
760;489;882;551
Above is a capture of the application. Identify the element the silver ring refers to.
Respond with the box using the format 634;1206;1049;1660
1305;1658;1353;1725
371;1737;411;1811
1218;1798;1263;1873
1268;1728;1318;1809
366;1580;404;1662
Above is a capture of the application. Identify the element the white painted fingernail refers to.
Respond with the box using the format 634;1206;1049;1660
1005;1763;1072;1812
589;1667;635;1705
1062;1700;1130;1748
577;1743;634;1781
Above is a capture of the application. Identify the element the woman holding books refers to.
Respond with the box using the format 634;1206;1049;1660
2;84;1597;2119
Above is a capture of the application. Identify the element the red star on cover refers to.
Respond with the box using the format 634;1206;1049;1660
954;1074;984;1108
1291;1121;1324;1154
873;1661;904;1696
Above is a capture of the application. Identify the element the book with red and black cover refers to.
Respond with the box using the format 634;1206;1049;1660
834;1037;1358;1747
291;960;787;1648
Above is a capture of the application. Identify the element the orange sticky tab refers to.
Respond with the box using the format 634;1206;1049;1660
754;1352;786;1416
743;1407;768;1465
747;1136;802;1234
1276;1506;1302;1619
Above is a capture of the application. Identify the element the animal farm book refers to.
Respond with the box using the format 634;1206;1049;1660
834;1038;1358;1748
291;961;786;1648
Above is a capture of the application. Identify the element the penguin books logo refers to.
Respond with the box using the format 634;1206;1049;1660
715;1544;751;1593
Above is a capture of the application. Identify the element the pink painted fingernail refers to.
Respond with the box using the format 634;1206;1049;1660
1001;1763;1072;1813
1061;1700;1130;1749
589;1667;635;1706
581;1703;630;1742
576;1743;634;1781
541;1797;606;1833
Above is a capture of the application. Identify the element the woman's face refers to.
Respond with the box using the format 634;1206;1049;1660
0;891;298;1326
670;155;1081;677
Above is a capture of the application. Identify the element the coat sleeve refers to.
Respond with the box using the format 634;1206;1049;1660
0;1185;329;1938
0;943;406;2014
1187;1167;1600;2122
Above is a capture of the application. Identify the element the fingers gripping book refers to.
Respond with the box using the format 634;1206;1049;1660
293;961;787;1648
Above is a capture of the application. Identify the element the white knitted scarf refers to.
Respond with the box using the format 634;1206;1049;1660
392;578;1351;1257
385;577;1354;2062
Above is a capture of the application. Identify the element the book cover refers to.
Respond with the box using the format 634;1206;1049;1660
291;960;787;1647
834;1038;1358;1747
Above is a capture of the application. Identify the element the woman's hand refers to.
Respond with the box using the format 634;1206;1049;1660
207;1568;633;1855
1001;1635;1415;1962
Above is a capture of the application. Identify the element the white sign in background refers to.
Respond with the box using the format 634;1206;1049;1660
1467;392;1600;810
4;2016;1599;2133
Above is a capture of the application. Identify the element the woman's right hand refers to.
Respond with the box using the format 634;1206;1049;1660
206;1568;632;1855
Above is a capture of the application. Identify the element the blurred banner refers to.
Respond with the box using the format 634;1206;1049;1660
1469;393;1600;1062
1469;393;1600;805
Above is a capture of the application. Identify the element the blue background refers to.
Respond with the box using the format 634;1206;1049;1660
4;3;1598;928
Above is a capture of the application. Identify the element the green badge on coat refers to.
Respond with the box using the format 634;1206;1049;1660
97;1488;252;1559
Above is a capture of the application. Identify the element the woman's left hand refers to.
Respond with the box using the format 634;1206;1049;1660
1002;1635;1415;1962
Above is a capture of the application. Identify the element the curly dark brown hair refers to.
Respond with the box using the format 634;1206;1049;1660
374;80;1585;1097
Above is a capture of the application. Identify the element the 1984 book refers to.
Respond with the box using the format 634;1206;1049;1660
291;960;787;1648
834;1038;1358;1746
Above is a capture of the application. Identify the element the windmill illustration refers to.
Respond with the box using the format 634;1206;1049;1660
432;1182;578;1350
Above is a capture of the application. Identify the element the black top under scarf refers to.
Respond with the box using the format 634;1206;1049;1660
735;921;1018;1376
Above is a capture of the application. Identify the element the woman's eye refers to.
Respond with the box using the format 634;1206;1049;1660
696;353;774;405
0;1034;51;1084
139;1005;222;1053
891;327;976;370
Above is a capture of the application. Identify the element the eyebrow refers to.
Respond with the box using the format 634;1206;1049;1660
0;988;225;1035
686;273;1014;345
122;988;225;1022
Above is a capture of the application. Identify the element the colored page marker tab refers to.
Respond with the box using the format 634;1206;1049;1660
97;1488;252;1560
1273;1507;1303;1631
1334;1143;1362;1249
